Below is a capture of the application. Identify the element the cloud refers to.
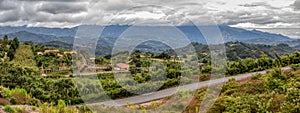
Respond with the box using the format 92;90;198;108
16;0;82;2
238;2;280;10
100;0;136;11
0;0;299;29
0;0;18;10
292;0;300;11
38;2;88;14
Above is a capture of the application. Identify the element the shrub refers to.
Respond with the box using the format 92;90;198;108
11;94;27;105
27;98;40;106
291;64;300;70
39;103;79;113
14;107;27;113
251;73;263;80
57;99;67;109
0;98;10;106
7;88;31;98
10;97;17;105
0;86;7;98
201;65;212;73
4;105;15;113
200;74;210;81
31;106;37;111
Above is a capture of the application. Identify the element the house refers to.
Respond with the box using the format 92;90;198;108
41;68;55;74
140;55;146;58
114;63;129;71
89;57;96;60
44;49;60;53
57;53;64;58
64;51;77;55
37;52;43;55
41;74;47;77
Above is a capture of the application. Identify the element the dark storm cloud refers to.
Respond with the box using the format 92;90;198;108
0;0;17;10
38;2;88;14
0;0;299;28
0;0;88;27
293;0;300;11
0;10;20;22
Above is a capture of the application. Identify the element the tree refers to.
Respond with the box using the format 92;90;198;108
2;35;8;44
156;52;171;59
274;52;282;67
7;49;15;61
11;37;19;51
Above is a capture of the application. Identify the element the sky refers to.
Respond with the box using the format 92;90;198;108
0;0;299;37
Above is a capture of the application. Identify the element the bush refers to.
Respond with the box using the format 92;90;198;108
10;97;17;105
27;98;40;106
4;105;15;113
7;88;31;99
31;106;37;111
0;86;7;98
39;103;79;113
57;99;67;109
200;74;210;81
251;73;263;80
0;98;10;106
15;107;28;113
11;94;27;105
291;64;300;70
202;65;212;73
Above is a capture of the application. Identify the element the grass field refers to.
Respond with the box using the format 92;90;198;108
11;44;38;71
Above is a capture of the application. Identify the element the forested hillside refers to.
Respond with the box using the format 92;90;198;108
183;42;296;61
40;40;296;61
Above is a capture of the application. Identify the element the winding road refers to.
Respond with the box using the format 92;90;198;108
84;67;292;107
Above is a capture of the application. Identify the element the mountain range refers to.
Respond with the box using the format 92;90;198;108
0;25;299;55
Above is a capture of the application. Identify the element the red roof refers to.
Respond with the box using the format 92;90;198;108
44;50;60;53
116;63;129;69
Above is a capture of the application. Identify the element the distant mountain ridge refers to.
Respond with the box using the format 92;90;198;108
0;25;298;50
0;25;77;37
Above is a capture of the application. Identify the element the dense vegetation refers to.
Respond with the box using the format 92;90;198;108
11;44;38;71
41;41;296;61
0;35;19;61
31;44;72;74
179;42;296;61
0;36;82;108
185;68;300;113
0;61;82;105
225;51;300;75
0;35;300;112
79;50;300;104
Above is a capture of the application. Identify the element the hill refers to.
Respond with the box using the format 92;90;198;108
0;31;74;43
40;40;296;61
176;42;296;61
